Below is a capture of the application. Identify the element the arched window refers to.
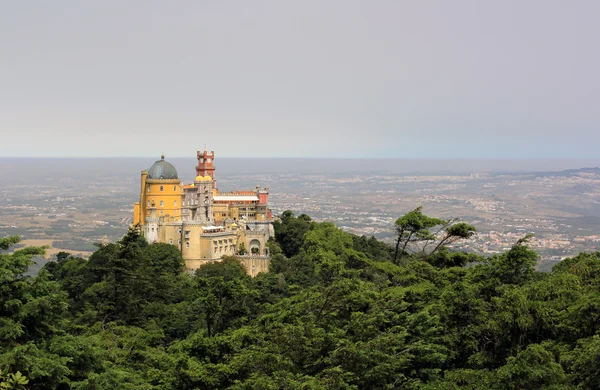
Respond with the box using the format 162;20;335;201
173;186;177;191
169;239;173;244
174;200;177;207
160;186;164;192
160;200;164;207
185;242;189;248
147;186;151;192
147;201;150;206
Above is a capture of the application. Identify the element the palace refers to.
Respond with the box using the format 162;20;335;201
133;149;273;276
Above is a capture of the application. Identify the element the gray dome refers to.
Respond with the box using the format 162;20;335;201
147;155;178;180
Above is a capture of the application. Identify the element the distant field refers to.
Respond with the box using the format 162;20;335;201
19;239;92;259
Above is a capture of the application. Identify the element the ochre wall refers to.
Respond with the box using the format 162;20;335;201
160;224;182;247
133;203;140;226
238;257;269;277
143;179;182;222
136;171;148;225
185;259;212;271
181;225;204;260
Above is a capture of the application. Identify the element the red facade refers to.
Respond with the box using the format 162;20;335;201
196;150;216;188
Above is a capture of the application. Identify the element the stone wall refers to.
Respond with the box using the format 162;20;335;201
237;256;270;277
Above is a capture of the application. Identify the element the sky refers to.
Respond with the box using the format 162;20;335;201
1;1;598;158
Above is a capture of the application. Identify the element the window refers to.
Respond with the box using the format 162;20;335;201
147;186;151;192
160;185;164;192
185;242;189;248
178;228;182;234
173;186;177;191
147;201;150;206
174;200;177;207
160;210;163;214
178;239;181;244
169;239;173;244
160;200;164;207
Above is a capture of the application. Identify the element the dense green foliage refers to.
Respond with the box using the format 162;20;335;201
1;211;600;389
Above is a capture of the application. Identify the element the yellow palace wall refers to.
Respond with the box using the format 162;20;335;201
140;178;182;224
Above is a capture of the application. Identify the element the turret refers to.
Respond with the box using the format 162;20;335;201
256;186;269;205
196;148;216;188
189;175;214;223
144;208;159;243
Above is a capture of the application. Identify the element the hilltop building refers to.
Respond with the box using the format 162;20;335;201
133;149;273;276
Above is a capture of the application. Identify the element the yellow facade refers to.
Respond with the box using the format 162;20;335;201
133;170;148;226
143;179;182;219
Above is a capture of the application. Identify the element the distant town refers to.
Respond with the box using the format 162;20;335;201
1;159;598;271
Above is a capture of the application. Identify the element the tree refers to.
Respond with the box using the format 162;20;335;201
0;236;21;251
194;257;254;336
0;237;71;389
565;335;600;389
393;207;475;263
393;207;442;262
75;228;174;325
0;237;65;346
493;344;567;389
274;210;313;258
144;242;184;276
490;234;538;285
427;221;476;255
0;370;29;390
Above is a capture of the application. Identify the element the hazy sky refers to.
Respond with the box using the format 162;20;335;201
1;1;598;158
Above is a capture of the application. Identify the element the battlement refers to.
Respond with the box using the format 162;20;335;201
217;190;256;196
197;149;215;159
200;231;233;238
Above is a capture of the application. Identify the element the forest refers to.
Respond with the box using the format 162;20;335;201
1;209;600;389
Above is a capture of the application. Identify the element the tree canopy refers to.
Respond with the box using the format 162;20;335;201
1;210;599;389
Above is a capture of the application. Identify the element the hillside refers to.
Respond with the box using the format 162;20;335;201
1;211;600;389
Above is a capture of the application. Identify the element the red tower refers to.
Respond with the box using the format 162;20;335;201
196;149;216;187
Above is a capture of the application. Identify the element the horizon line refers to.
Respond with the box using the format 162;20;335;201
1;155;600;161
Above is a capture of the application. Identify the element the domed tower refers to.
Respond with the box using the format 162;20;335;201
133;154;182;226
